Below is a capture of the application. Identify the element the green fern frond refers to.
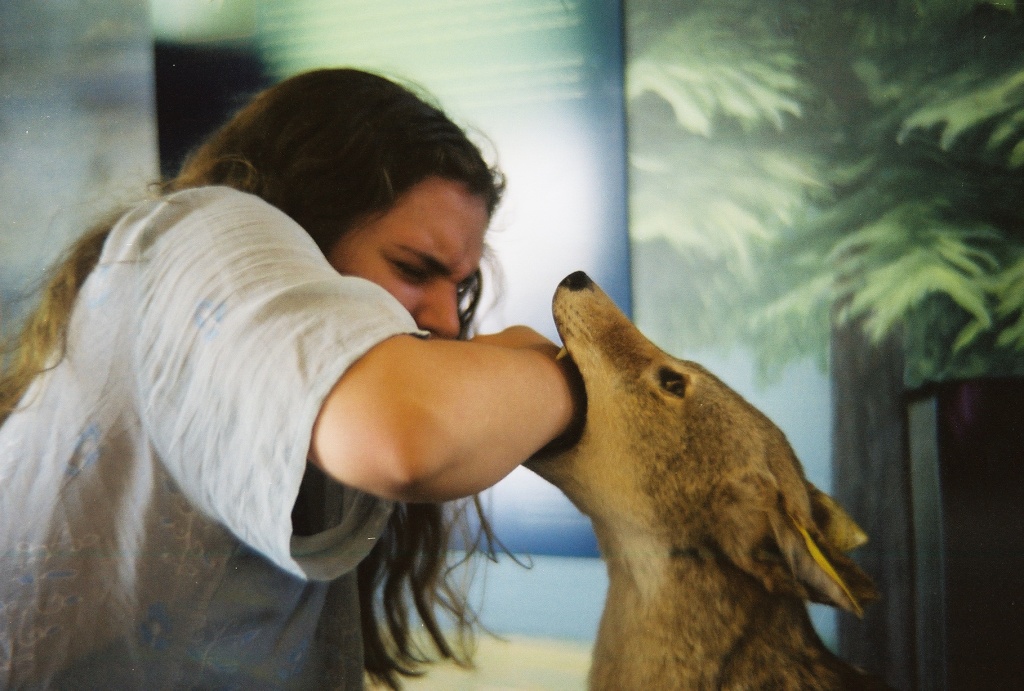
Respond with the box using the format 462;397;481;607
993;256;1024;312
992;256;1024;349
934;234;1000;275
824;199;1004;348
757;151;829;192
900;68;1024;158
953;320;991;352
628;137;827;274
630;193;769;273
627;10;807;136
628;62;714;135
910;0;1016;21
996;317;1024;349
990;0;1018;11
828;202;1000;267
1009;138;1024;167
988;109;1024;149
846;252;992;346
751;272;836;332
853;59;905;106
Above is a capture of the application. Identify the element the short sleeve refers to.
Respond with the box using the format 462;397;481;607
123;187;417;579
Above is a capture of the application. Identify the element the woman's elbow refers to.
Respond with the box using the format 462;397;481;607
310;403;453;502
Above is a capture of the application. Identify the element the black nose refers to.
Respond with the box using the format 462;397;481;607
560;271;593;291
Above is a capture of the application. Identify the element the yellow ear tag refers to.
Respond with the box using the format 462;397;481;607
793;520;864;617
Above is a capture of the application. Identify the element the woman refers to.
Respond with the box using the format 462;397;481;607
0;68;581;688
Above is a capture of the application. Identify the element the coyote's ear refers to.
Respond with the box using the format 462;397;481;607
713;475;877;614
807;484;868;553
768;498;879;616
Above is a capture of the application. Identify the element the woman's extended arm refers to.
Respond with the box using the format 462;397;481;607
308;326;579;502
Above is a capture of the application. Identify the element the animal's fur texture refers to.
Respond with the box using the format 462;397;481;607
527;271;889;690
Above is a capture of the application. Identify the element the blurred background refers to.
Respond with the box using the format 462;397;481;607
4;1;1023;689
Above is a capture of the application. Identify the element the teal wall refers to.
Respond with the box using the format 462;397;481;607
0;1;158;333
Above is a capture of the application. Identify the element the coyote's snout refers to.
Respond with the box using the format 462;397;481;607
527;271;887;690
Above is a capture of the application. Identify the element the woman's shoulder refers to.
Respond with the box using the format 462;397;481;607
155;185;295;233
163;185;275;213
104;186;311;264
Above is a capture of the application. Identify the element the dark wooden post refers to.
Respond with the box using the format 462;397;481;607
831;320;917;690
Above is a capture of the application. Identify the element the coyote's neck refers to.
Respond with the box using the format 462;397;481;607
588;537;836;691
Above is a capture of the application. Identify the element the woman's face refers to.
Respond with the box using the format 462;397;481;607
327;176;489;339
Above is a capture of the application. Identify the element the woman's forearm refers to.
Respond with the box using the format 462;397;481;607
308;329;579;502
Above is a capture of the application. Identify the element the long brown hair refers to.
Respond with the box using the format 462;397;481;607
1;68;505;689
1;222;114;424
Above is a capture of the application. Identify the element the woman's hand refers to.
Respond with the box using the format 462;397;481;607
308;327;582;502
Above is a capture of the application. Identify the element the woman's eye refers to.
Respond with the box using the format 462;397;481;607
456;272;479;299
393;261;430;283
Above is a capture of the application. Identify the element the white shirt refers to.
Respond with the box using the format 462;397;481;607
0;186;420;688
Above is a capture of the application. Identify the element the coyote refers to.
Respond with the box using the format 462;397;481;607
528;271;888;690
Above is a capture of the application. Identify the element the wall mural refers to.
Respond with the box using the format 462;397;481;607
627;0;1024;387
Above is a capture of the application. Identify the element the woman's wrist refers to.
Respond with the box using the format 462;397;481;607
534;345;587;456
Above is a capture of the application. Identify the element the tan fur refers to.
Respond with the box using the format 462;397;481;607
527;272;889;690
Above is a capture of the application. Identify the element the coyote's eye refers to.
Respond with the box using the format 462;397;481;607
658;367;687;398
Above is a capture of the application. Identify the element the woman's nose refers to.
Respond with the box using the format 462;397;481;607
413;283;461;339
